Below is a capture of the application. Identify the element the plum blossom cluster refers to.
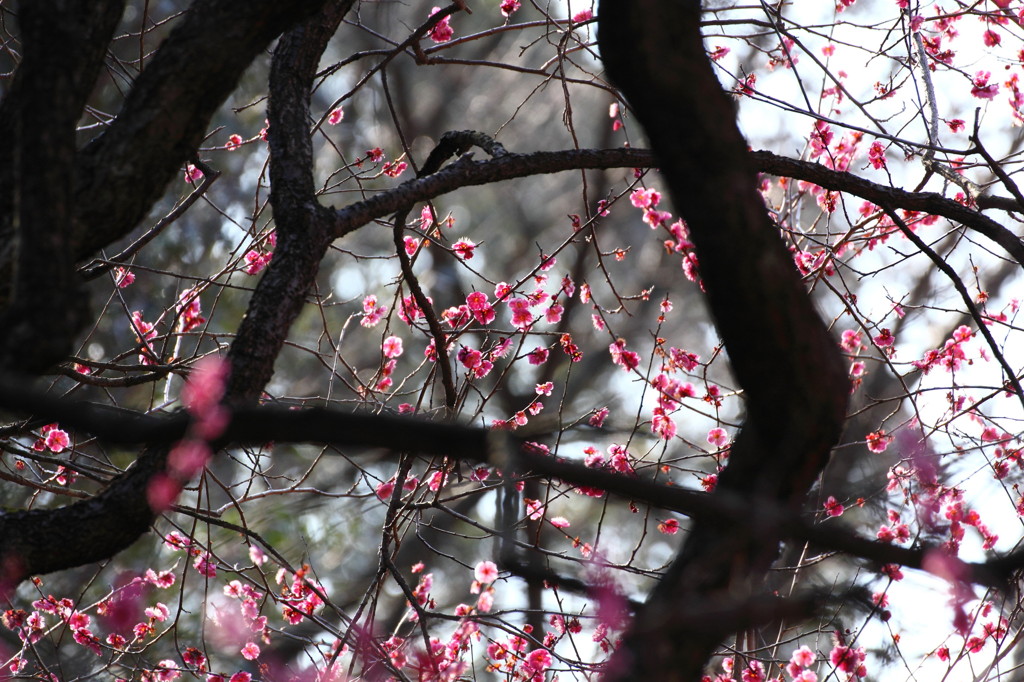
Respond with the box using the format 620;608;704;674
647;346;704;441
630;187;701;284
360;294;387;327
580;443;637;478
176;288;206;333
876;509;911;543
700;640;867;682
32;423;70;454
802;122;872;212
912;325;977;374
4;568;177;671
362;560;569;682
375;471;421;501
243;249;272;275
828;639;867;679
242;230;276;276
0;533;329;680
486;639;553;682
131;310;160;366
128;290;208;368
500;0;520;17
114;266;135;288
865;429;892;453
428;6;454;43
367;248;582;426
275;565;324;628
934;600;1009;659
883;442;999;553
608;338;640;372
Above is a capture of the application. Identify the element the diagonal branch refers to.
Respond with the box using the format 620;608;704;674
69;0;329;263
882;207;1024;405
751;150;1024;267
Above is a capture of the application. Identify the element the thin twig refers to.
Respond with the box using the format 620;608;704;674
79;159;221;279
882;206;1024;410
972;111;1024;212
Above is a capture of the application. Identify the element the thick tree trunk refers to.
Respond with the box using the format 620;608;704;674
597;1;850;679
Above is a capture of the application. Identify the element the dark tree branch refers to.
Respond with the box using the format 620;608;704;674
882;208;1024;405
331;148;656;238
0;0;332;368
328;145;1024;269
0;441;169;587
0;381;1019;589
750;150;1024;267
392;219;459;409
971;118;1024;212
225;0;356;403
598;0;850;679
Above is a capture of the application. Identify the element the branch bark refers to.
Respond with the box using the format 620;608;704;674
226;0;356;403
751;151;1024;267
0;0;333;372
0;381;1019;590
327;145;1024;267
598;1;850;679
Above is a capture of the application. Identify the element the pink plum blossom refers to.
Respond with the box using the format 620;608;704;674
500;0;520;16
474;560;498;584
428;7;454;42
707;428;729;448
383;336;404;358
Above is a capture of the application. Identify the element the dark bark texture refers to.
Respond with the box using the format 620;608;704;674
70;0;328;261
598;1;850;679
0;445;168;585
226;0;356;403
0;0;327;373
